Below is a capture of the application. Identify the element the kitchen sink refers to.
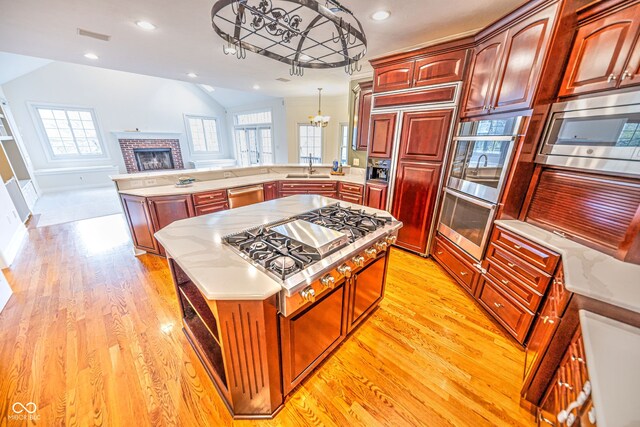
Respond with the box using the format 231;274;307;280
285;173;332;179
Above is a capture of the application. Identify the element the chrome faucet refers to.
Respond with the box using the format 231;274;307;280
471;154;488;176
308;153;316;175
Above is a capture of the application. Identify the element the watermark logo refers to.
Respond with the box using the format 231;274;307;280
8;402;40;421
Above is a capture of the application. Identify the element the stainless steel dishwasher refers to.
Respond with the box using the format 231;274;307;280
227;185;265;209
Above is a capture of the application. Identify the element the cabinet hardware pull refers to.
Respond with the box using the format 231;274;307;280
607;73;617;83
621;70;632;81
460;271;468;277
538;413;555;426
513;244;522;250
571;355;584;363
437;251;443;255
493;302;503;309
507;262;516;268
541;316;554;324
501;279;509;285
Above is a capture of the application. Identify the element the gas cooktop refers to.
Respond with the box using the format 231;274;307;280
223;203;393;282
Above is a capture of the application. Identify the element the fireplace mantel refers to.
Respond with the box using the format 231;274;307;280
112;131;183;140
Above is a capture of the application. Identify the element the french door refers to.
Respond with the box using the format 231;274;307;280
234;126;274;166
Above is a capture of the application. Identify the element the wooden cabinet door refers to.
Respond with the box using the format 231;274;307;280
462;32;506;117
120;194;159;254
263;181;278;200
148;194;195;231
414;50;467;87
364;182;388;210
620;34;640;88
280;285;345;394
559;4;640;96
391;161;441;253
373;60;415;92
356;81;373;151
523;297;560;386
368;113;397;158
490;3;557;114
398;109;454;162
346;255;387;333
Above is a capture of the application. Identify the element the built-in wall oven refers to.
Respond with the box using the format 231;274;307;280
438;116;524;260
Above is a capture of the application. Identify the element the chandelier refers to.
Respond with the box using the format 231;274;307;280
309;88;330;127
211;0;367;76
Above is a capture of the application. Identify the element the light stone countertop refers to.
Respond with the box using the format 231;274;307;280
579;310;640;427
154;195;392;301
495;220;640;314
117;172;367;198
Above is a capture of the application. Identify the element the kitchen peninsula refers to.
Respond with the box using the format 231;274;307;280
154;195;402;418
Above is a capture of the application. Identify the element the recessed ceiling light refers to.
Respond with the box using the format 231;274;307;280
299;54;312;62
253;84;260;90
200;84;215;92
84;52;99;60
136;20;156;30
371;10;391;21
187;72;198;78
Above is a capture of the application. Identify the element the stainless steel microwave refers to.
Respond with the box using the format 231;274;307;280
537;90;640;176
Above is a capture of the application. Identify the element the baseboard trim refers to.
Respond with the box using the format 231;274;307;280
38;183;116;194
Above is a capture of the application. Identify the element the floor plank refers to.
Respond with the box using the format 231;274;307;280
0;214;535;426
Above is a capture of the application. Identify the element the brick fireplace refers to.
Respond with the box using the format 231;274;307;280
117;136;184;173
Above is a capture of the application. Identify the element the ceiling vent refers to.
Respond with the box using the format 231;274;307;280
77;28;111;42
276;78;291;83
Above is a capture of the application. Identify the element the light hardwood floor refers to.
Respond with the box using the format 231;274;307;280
0;214;535;426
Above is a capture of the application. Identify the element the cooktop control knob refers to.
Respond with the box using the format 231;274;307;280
300;286;316;303
352;255;365;267
365;248;377;259
320;274;336;289
337;264;352;278
375;241;388;252
386;234;397;245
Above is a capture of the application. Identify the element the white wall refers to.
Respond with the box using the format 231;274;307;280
1;62;231;190
284;94;349;164
0;181;26;268
0;270;13;313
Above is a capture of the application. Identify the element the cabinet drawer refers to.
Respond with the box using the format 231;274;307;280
193;190;227;206
316;191;337;198
485;261;543;312
339;182;364;195
486;243;552;294
280;181;337;191
339;193;362;205
280;190;307;197
477;275;534;343
491;227;559;274
432;236;479;295
194;201;229;216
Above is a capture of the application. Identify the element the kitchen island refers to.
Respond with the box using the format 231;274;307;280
155;195;402;418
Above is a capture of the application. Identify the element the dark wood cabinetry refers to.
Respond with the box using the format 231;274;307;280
345;255;387;333
193;189;229;216
373;61;415;92
559;1;640;96
397;109;453;162
462;1;559;117
355;81;373;151
148;194;195;255
368;113;397;158
120;194;159;254
338;182;364;205
432;235;480;295
263;181;278;200
414;50;468;87
279;181;337;198
364;182;388;210
391;162;441;253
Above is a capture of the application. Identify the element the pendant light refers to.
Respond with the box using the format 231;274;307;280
309;88;330;127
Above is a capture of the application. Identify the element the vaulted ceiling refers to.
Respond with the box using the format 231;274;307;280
0;0;524;97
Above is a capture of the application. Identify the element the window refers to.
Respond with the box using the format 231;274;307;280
186;116;220;153
35;106;104;158
233;110;274;166
298;124;322;164
339;123;349;165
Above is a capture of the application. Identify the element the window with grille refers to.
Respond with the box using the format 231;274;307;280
339;123;349;165
34;106;104;158
233;110;274;166
186;116;220;153
298;124;322;164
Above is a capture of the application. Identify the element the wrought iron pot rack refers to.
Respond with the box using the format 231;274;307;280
211;0;367;76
